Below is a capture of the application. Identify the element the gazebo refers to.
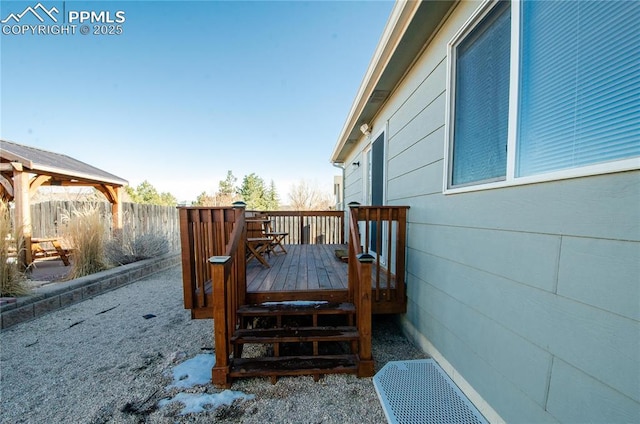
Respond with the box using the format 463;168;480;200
0;139;128;264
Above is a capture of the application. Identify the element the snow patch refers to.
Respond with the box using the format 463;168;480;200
261;300;329;306
160;353;255;416
167;353;215;389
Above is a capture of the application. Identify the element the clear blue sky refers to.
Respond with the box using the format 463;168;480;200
1;0;393;202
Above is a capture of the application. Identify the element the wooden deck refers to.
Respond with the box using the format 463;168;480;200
245;244;349;304
247;244;348;292
179;206;408;386
244;244;401;312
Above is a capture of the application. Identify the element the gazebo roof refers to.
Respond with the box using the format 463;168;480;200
1;139;128;265
0;139;127;186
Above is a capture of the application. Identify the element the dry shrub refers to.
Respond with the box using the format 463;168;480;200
63;204;108;279
104;230;169;266
104;210;170;266
0;201;29;297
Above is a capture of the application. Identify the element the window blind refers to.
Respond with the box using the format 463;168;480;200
451;2;511;186
517;0;640;176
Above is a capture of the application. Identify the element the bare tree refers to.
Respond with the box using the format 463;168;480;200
288;179;334;210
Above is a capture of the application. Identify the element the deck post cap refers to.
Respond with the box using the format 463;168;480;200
209;255;231;264
232;201;247;209
356;253;375;263
348;201;361;208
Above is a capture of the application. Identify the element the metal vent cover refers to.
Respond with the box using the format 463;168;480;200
373;359;489;424
369;89;390;103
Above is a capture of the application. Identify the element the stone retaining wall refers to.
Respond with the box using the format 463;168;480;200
0;253;181;330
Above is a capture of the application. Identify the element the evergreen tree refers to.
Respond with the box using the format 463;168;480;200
238;174;278;210
125;180;177;206
215;170;239;206
238;173;267;210
218;170;237;197
266;180;279;210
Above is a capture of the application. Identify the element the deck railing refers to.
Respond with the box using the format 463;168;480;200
251;210;344;245
349;204;409;314
209;211;246;387
345;204;409;375
178;207;244;319
347;206;374;377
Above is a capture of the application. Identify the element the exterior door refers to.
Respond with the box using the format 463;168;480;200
369;131;385;254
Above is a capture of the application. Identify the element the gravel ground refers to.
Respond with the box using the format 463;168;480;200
0;266;426;424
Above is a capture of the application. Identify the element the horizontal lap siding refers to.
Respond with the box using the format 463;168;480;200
387;160;443;200
547;359;640;423
405;293;558;423
387;96;445;177
344;151;363;202
557;237;640;321
410;224;561;293
341;1;640;422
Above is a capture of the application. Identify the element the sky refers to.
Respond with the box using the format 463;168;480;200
0;0;394;203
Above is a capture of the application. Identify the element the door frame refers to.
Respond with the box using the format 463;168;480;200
362;126;387;262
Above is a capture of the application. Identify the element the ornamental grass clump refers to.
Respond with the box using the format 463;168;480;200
104;210;170;266
0;201;29;297
63;204;108;279
104;230;169;266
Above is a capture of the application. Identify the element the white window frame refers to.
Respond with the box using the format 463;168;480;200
443;0;640;195
362;143;373;205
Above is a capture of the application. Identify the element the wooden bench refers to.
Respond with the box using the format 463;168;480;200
31;237;71;266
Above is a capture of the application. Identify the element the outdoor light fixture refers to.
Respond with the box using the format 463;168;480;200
360;123;371;136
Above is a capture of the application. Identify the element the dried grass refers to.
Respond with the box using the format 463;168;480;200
104;210;169;265
63;204;108;279
104;230;169;266
0;201;30;297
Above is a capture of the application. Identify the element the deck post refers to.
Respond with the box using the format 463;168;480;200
347;202;361;302
210;255;232;388
356;253;375;377
298;211;305;244
231;204;247;307
178;208;195;312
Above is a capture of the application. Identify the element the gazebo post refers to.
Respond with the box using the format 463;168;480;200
12;162;32;267
111;186;123;231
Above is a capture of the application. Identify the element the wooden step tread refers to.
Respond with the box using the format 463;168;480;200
237;302;355;316
231;326;359;344
230;355;358;377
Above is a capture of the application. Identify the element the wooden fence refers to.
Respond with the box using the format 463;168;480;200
27;201;180;252
17;204;344;254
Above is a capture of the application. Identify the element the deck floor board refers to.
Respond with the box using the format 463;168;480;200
248;244;348;292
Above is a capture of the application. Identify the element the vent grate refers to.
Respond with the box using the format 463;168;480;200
373;359;489;424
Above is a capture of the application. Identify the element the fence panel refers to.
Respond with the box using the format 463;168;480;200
29;201;180;252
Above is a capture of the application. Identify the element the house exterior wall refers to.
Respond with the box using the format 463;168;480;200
342;2;640;422
344;150;364;203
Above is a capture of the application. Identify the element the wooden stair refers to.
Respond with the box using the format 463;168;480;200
227;301;363;383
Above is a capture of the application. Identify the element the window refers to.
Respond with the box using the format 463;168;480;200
451;1;510;187
447;0;640;190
